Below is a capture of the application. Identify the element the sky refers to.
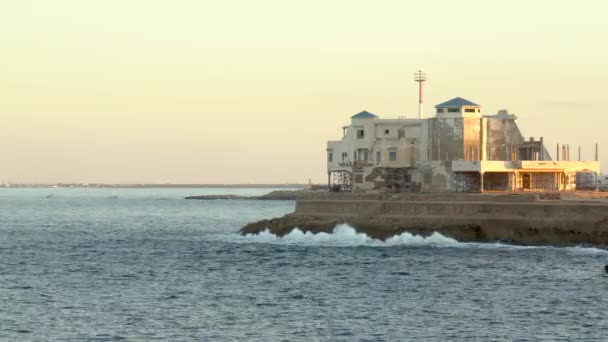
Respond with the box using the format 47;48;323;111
1;0;607;184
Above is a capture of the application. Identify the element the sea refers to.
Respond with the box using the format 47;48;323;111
1;188;607;341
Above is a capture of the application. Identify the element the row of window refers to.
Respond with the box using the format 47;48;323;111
356;129;407;139
374;151;397;161
437;108;480;113
327;152;349;162
328;150;397;162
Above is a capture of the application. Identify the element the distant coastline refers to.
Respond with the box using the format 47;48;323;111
0;183;307;189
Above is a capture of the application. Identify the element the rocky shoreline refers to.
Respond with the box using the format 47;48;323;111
240;192;608;246
185;190;314;201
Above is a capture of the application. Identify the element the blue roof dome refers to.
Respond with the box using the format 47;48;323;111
435;97;480;108
351;110;379;119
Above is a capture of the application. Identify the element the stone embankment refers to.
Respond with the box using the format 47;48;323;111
240;192;608;246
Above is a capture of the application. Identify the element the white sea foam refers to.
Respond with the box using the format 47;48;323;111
238;224;608;253
563;245;608;255
243;224;378;246
241;224;460;247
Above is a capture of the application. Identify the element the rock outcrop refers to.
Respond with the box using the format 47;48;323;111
241;192;608;246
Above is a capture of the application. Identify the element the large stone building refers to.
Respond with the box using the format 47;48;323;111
326;97;600;192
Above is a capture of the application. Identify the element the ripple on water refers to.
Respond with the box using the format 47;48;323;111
1;189;608;340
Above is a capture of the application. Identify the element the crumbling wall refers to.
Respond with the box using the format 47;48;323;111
453;172;481;192
486;118;524;161
463;118;481;160
352;167;375;191
418;161;453;192
428;118;464;161
362;167;420;192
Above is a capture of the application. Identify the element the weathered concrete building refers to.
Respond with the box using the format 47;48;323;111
327;97;600;192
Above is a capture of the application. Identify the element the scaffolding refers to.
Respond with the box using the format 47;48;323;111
329;171;352;192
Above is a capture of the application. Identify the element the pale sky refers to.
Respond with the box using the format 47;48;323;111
1;0;607;183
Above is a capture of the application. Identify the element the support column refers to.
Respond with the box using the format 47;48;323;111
595;143;599;161
328;172;331;192
480;172;484;193
511;172;517;191
480;118;487;161
540;137;544;160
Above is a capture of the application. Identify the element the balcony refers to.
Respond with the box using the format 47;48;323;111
353;160;373;169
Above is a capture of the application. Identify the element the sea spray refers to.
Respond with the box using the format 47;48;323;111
239;224;608;254
242;224;459;247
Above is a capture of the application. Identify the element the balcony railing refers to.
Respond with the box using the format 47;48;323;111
352;160;373;169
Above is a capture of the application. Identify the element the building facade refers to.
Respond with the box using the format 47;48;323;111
327;97;600;192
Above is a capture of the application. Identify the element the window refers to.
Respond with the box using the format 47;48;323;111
464;108;476;113
328;152;333;162
447;108;460;113
357;149;369;161
437;108;444;113
389;151;397;161
398;129;405;139
354;174;363;184
384;129;390;135
342;152;348;161
376;151;381;162
357;130;365;139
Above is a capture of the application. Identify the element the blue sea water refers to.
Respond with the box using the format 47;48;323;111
1;188;608;341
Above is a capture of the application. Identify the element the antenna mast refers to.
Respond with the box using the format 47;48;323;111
414;69;427;119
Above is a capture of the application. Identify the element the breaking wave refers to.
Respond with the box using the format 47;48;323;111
240;224;461;247
238;224;608;253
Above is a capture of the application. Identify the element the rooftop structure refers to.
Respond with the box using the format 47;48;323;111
414;70;427;119
351;111;379;119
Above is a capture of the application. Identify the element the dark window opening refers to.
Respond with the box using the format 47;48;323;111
389;151;397;161
357;130;365;139
447;108;460;113
522;174;531;189
576;172;596;190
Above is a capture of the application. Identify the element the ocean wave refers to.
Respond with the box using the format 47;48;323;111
241;224;460;247
238;224;608;253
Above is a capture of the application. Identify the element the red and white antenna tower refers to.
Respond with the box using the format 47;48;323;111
414;69;427;119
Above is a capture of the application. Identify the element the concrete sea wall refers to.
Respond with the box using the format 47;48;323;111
240;193;608;246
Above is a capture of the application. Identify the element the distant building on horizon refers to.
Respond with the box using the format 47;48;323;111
326;97;600;192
